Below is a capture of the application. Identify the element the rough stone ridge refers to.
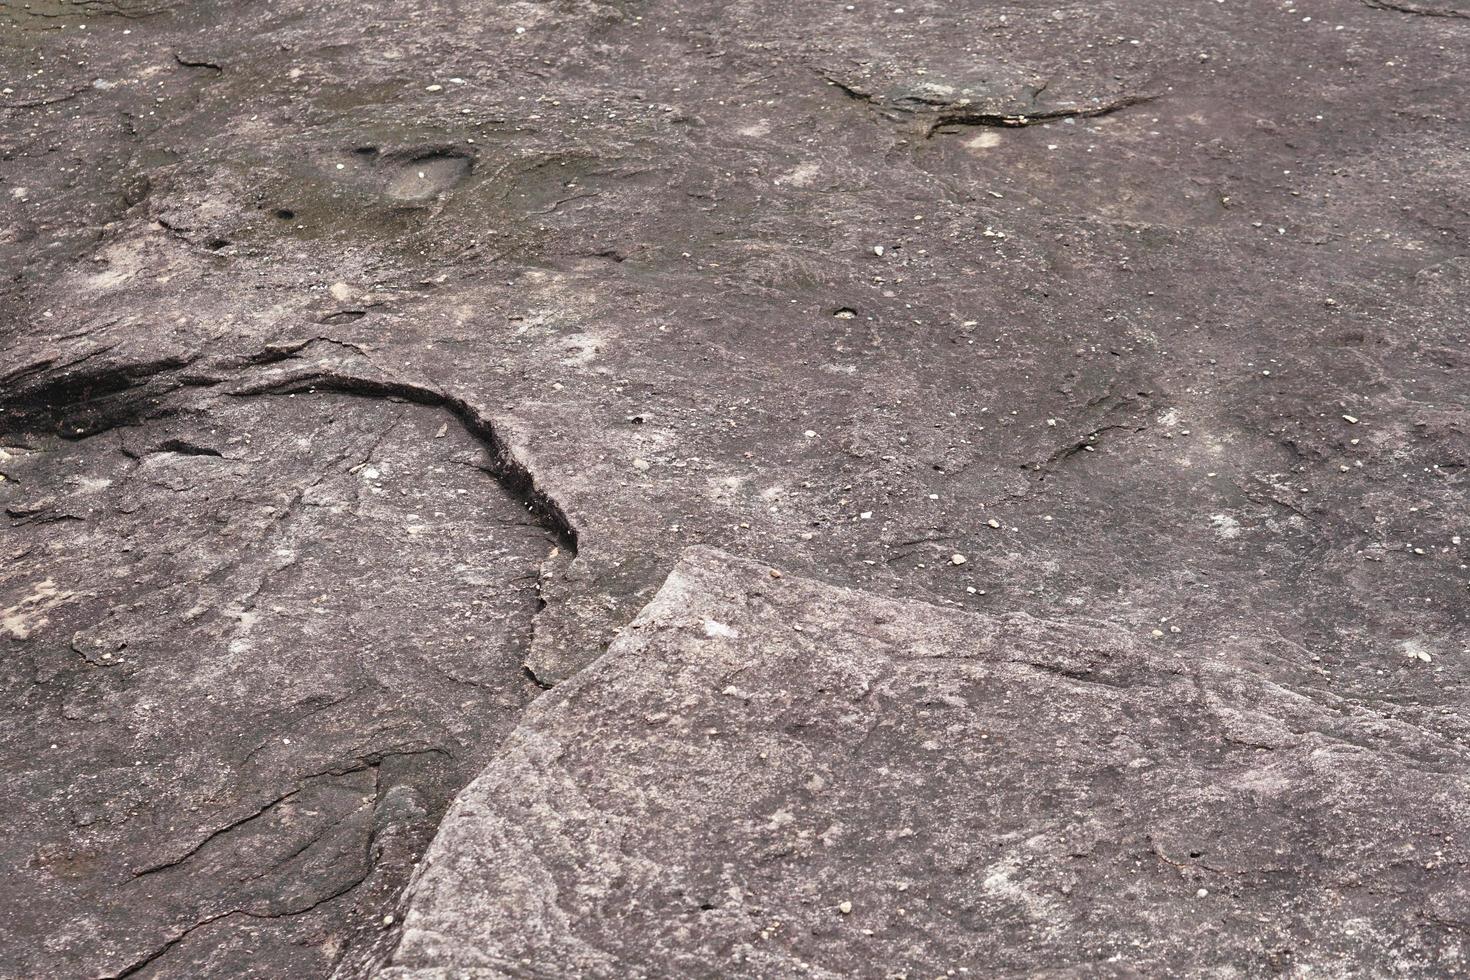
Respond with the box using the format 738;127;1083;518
381;548;1470;978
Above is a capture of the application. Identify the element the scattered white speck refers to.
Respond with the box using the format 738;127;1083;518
704;620;739;640
1211;514;1241;540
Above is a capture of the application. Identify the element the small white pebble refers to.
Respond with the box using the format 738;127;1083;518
951;554;967;566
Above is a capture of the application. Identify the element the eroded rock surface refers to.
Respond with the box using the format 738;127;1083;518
383;548;1470;977
0;388;555;977
3;0;1469;973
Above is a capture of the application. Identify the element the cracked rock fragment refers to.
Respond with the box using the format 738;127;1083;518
380;547;1470;978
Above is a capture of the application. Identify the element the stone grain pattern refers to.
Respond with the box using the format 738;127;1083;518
2;0;1469;974
1;390;558;977
383;548;1470;977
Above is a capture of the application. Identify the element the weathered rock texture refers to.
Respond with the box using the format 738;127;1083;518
383;548;1470;977
3;0;1469;973
1;388;557;977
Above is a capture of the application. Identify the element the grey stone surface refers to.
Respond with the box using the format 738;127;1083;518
1;390;556;977
382;547;1470;977
3;0;1469;973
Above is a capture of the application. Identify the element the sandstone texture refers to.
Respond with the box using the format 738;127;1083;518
2;0;1468;974
384;547;1470;978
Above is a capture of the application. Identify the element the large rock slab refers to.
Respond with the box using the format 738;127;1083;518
5;0;1470;973
382;547;1470;978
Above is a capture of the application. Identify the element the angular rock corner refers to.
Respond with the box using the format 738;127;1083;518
377;548;1470;977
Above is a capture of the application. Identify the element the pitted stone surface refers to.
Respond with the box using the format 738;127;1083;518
4;0;1470;974
383;548;1470;978
0;391;553;977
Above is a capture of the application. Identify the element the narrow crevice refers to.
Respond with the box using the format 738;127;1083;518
813;69;1156;137
226;370;577;554
131;785;306;879
153;438;223;458
108;911;239;979
522;664;555;691
172;52;224;73
925;94;1157;137
1026;423;1147;479
1360;0;1470;18
816;71;877;104
0;349;577;554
